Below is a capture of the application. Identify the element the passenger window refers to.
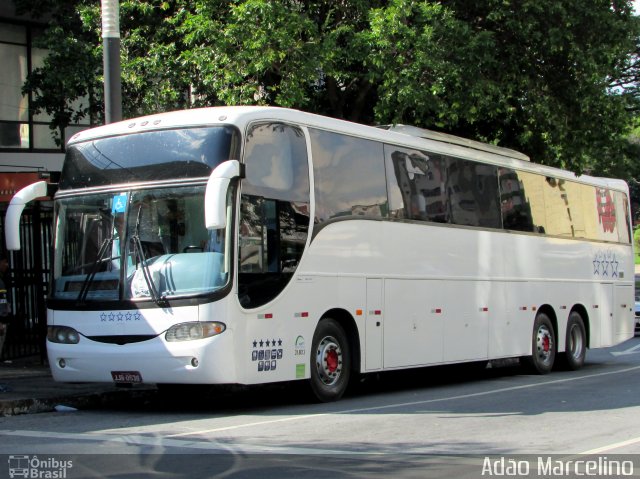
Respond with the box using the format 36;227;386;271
498;168;535;232
310;128;387;225
385;145;450;223
386;145;501;229
618;192;632;244
541;177;573;237
446;157;501;228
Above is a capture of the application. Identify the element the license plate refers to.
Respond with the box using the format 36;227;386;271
111;371;143;384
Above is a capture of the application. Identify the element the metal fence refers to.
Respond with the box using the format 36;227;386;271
0;201;53;361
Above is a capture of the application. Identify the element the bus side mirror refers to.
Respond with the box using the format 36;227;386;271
5;180;49;250
204;160;243;229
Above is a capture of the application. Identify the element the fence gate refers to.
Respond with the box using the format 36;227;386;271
0;201;53;361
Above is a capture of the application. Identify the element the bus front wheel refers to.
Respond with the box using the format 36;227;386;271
309;318;351;402
524;313;556;374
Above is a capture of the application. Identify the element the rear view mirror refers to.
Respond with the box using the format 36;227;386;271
5;181;49;250
204;160;243;229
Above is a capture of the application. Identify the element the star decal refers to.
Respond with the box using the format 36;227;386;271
611;254;619;278
602;258;610;277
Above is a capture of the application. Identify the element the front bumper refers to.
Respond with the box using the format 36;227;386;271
47;331;236;385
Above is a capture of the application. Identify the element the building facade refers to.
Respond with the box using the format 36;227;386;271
0;2;92;359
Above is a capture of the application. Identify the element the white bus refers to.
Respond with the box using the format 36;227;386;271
5;106;634;401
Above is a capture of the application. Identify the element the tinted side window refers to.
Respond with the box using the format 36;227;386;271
563;180;586;239
618;192;632;244
541;177;573;237
447;158;501;228
239;123;310;309
385;145;501;229
498;168;535;232
588;187;631;244
385;145;449;223
310;129;387;225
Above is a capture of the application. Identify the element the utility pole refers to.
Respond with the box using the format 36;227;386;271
101;0;122;124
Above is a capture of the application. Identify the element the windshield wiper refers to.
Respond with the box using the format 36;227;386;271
131;205;168;307
76;236;113;304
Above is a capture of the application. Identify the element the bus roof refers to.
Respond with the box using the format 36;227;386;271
68;106;628;192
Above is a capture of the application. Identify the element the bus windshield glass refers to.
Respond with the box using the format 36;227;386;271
52;185;232;302
60;126;238;189
51;126;240;304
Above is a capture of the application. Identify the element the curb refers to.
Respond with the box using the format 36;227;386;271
0;387;156;417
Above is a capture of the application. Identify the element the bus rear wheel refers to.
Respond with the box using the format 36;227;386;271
524;313;556;374
310;318;351;402
562;312;586;371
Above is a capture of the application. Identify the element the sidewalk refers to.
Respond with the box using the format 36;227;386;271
0;356;154;416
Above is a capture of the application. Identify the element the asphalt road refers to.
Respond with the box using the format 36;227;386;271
1;336;640;478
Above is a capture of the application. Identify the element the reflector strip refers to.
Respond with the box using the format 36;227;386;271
431;308;442;314
560;306;567;310
355;309;363;316
593;305;599;309
520;307;528;311
258;313;274;319
480;307;489;312
294;312;309;318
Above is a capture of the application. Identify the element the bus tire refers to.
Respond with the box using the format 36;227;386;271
562;312;587;371
524;313;556;374
309;318;351;402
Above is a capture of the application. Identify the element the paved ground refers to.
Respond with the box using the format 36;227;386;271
2;339;640;478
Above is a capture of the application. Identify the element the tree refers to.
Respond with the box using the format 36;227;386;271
367;0;640;173
14;0;640;176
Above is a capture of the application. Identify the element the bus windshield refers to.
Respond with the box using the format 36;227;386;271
52;184;233;303
50;126;240;305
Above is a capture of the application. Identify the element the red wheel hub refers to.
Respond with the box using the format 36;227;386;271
326;348;339;373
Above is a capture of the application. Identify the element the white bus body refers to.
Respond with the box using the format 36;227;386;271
6;106;634;401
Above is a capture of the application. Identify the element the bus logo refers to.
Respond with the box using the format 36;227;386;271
7;455;73;478
295;335;305;356
8;456;29;478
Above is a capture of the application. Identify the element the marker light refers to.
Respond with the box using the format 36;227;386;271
47;326;80;344
165;322;226;342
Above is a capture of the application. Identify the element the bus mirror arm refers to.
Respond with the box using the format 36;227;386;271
5;180;51;251
204;160;244;230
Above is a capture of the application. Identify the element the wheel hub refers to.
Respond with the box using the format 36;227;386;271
316;336;343;386
536;325;554;365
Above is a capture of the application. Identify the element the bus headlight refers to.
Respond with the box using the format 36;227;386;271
47;326;80;344
165;322;226;342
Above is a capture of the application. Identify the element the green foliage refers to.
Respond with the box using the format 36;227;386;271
13;0;640;177
368;0;639;174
